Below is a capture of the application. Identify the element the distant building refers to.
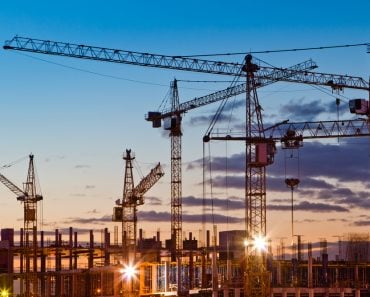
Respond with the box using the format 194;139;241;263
219;230;245;260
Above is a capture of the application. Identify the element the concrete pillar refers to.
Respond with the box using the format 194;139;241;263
308;242;313;288
40;231;46;297
152;263;157;293
276;261;281;285
165;261;170;291
72;273;77;297
74;231;78;269
104;228;110;266
60;275;64;296
295;287;300;297
308;288;314;297
89;230;94;268
69;227;73;270
47;274;52;297
114;271;121;297
100;271;104;296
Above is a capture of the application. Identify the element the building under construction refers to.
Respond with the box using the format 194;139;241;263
2;228;370;297
1;37;369;297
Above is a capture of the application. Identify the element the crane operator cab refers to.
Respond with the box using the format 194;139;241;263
251;140;276;167
349;99;369;115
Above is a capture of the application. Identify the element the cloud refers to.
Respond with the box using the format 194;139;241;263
189;113;238;126
86;209;99;214
268;201;349;212
142;210;244;224
75;164;90;169
183;195;244;210
352;220;370;227
189;140;369;187
44;155;66;163
278;98;347;122
279;99;325;121
70;193;86;197
209;175;245;189
187;152;244;173
334;191;370;209
145;196;162;206
63;215;112;225
327;218;350;223
299;218;318;223
270;140;370;184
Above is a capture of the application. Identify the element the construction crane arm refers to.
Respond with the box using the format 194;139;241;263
4;36;368;89
176;61;317;114
146;60;318;124
265;118;370;140
4;36;248;76
207;118;370;142
0;173;26;199
129;162;164;204
270;71;369;91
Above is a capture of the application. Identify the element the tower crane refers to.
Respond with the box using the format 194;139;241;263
113;149;164;297
3;36;369;297
207;117;370;296
0;154;42;297
146;57;317;292
204;57;369;297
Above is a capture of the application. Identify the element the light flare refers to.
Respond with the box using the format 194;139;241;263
120;263;138;280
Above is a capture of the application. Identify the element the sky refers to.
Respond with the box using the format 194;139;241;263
0;0;369;255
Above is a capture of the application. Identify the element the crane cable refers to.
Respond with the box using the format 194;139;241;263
0;155;28;170
33;160;44;232
179;42;370;58
204;58;245;137
202;140;217;239
225;140;231;282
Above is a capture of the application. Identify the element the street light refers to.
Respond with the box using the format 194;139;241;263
285;178;300;237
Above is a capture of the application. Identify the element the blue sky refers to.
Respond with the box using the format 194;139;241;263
0;1;369;249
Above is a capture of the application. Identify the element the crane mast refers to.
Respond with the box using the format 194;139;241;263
114;150;164;259
242;55;274;297
122;149;136;263
0;154;42;297
168;80;185;295
113;149;164;297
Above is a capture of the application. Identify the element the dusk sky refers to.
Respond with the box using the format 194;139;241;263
0;1;369;251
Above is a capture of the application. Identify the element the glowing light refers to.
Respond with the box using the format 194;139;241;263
120;264;138;280
253;235;267;252
0;289;9;297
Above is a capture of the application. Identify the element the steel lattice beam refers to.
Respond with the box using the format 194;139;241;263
208;119;370;141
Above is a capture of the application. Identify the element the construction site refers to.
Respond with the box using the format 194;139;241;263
0;37;369;297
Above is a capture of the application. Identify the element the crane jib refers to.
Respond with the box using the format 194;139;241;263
4;36;369;90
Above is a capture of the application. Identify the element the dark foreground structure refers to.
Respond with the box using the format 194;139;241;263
1;228;370;297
